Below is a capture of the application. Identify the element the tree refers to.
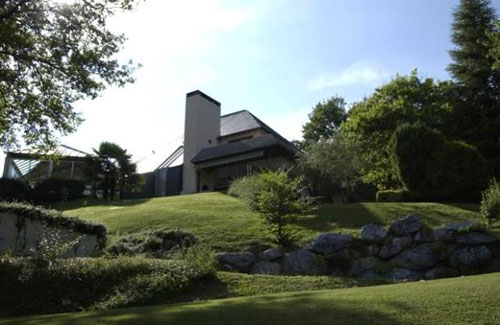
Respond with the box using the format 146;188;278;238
88;142;139;200
342;71;453;190
302;96;347;143
447;0;500;159
229;171;315;245
0;0;139;150
298;132;362;203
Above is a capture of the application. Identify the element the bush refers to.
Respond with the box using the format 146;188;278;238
376;189;417;202
31;178;86;202
0;178;29;201
389;123;488;202
107;229;198;258
0;256;214;317
480;179;500;227
228;175;265;209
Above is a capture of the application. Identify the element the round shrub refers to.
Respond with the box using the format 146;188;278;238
480;179;500;227
389;123;488;201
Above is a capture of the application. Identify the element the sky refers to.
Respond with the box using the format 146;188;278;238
3;0;500;173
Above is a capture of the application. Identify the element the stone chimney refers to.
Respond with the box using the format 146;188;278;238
182;90;221;194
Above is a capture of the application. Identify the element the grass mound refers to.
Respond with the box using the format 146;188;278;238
4;272;500;324
0;255;214;317
54;193;485;251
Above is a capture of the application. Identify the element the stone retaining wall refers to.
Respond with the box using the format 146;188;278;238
215;215;500;281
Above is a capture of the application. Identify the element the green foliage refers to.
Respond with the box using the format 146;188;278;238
298;133;362;202
480;178;500;227
30;226;83;267
107;229;198;258
389;123;488;201
342;71;453;189
0;0;139;149
228;175;265;209
375;189;417;202
31;178;86;202
230;171;316;245
0;201;107;249
0;256;211;317
88;142;140;200
0;178;29;201
302;96;348;142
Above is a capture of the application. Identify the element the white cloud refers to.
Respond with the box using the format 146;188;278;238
307;61;390;91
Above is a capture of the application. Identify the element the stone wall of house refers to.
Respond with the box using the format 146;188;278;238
215;215;500;281
0;212;99;257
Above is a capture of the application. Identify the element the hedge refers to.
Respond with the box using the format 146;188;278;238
0;201;107;249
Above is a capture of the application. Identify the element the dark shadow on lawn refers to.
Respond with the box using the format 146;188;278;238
289;203;385;233
16;292;406;325
50;198;152;211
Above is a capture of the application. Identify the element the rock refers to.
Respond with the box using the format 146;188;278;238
424;265;459;280
445;220;481;232
363;244;381;257
215;252;256;272
260;247;284;261
456;232;499;245
450;246;491;269
386;268;423;281
360;224;387;242
432;228;454;242
388;215;423;236
282;249;324;275
348;257;379;276
327;265;344;277
391;244;446;270
414;229;435;243
379;236;413;259
219;264;235;272
328;247;362;260
250;261;281;275
486;259;500;273
357;269;384;281
308;233;353;256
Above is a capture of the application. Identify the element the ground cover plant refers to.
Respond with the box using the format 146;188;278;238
53;192;490;251
3;272;499;325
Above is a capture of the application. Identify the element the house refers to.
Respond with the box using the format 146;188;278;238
181;90;297;193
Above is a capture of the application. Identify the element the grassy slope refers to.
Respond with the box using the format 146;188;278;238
4;272;500;325
54;193;484;251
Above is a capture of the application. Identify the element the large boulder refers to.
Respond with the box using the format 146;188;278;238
308;233;353;256
215;252;256;272
424;265;459;280
282;249;325;275
251;261;281;275
391;244;446;270
348;257;379;276
456;232;499;245
379;236;413;259
432;227;454;242
388;215;423;236
260;247;284;261
444;220;481;232
414;228;435;243
450;246;491;269
386;268;423;281
360;224;387;242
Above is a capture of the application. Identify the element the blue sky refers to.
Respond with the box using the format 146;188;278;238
3;0;500;173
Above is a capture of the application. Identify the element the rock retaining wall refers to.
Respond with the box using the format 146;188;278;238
215;215;500;281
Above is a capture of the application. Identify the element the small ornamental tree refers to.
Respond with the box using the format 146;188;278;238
480;178;500;227
230;171;315;245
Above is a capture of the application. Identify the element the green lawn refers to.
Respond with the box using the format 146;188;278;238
54;192;485;251
4;272;499;325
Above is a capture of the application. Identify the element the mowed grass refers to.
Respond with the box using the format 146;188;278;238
54;192;485;251
4;272;500;325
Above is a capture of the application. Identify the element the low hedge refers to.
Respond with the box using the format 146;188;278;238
0;256;214;317
0;178;29;201
0;201;107;249
31;178;86;202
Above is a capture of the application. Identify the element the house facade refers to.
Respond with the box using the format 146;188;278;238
180;90;297;194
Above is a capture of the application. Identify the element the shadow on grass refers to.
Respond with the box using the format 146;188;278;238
289;203;385;233
14;292;405;325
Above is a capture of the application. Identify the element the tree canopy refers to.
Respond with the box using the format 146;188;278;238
0;0;139;150
302;96;347;143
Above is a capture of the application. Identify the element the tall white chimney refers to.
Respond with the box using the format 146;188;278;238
182;90;221;194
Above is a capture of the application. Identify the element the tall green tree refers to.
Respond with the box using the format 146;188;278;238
89;142;139;200
342;71;453;190
0;0;139;150
447;0;500;159
302;96;347;143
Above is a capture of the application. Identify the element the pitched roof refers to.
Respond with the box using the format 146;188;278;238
220;110;262;137
191;134;297;164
